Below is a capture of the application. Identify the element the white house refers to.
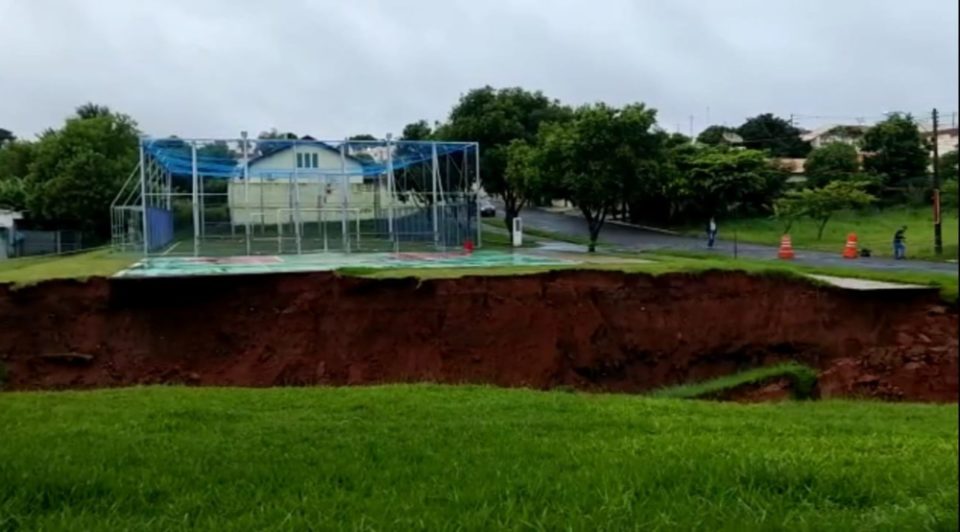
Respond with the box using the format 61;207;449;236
800;125;869;149
0;208;23;259
227;142;389;226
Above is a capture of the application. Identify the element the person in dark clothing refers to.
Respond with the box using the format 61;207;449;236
706;217;718;249
893;226;907;260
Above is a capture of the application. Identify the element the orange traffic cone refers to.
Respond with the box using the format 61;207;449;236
778;234;795;260
842;233;858;259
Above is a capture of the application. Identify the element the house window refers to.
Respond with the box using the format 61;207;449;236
296;152;320;169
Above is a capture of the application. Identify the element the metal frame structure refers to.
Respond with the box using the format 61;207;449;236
111;135;481;257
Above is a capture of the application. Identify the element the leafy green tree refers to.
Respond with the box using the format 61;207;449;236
75;103;112;119
861;113;930;188
775;181;875;239
196;140;236;162
537;103;661;252
502;140;543;216
26;108;139;236
736;113;810;157
0;176;28;211
0;128;14;147
0;140;36;182
348;134;377;141
670;146;786;221
804;142;861;187
438;86;571;231
696;125;737;146
400;120;433;141
255;129;298;157
939;150;958;182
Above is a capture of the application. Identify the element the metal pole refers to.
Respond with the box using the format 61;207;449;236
386;133;395;239
932;108;943;256
340;139;349;252
199;158;205;239
431;142;439;247
474;143;482;248
293;141;302;255
138;139;148;256
242;131;251;255
191;141;199;256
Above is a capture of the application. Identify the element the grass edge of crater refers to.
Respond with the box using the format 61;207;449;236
650;363;820;400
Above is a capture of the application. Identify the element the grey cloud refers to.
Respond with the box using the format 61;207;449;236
1;0;956;141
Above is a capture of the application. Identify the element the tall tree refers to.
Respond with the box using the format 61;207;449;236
736;113;811;157
438;86;571;231
0;140;36;182
696;125;738;146
255;129;298;157
0;128;14;147
502;140;544;218
75;103;112;119
671;146;785;220
348;134;377;141
26;109;139;236
804;142;861;187
775;181;875;239
537;102;661;251
940;150;958;182
861;113;930;188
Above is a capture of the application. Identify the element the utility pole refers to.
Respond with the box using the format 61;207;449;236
932;108;942;256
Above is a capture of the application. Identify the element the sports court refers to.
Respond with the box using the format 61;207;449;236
114;249;576;278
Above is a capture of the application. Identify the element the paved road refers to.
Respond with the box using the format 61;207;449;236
512;206;958;275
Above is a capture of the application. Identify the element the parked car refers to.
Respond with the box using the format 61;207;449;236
479;200;496;217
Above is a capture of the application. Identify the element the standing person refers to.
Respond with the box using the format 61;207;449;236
706;217;718;249
893;226;907;260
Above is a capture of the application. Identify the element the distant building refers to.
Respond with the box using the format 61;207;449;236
0;208;23;259
800;125;869;149
919;125;959;156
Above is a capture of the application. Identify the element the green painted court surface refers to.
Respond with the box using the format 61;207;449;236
114;250;574;278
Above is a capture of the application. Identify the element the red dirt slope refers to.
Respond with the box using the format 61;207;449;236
0;271;956;401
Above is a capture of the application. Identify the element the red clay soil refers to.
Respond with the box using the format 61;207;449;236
0;270;956;402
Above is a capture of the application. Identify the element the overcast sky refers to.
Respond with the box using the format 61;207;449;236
1;0;957;141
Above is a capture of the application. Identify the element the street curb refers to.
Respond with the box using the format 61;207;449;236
548;209;683;236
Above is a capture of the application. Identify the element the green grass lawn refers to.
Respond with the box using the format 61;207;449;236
0;248;135;285
688;207;959;261
0;385;955;530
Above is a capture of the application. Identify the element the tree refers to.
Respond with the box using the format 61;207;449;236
400;120;433;141
696;125;737;146
438;86;571;231
75;103;112;119
775;181;875;239
0;176;28;211
0;140;36;182
939;150;958;182
670;146;786;221
861;113;929;188
502;140;543;217
26;109;139;236
348;134;377;141
736;113;810;157
255;129;298;157
537;102;661;252
196;140;236;162
804;142;861;187
0;128;14;147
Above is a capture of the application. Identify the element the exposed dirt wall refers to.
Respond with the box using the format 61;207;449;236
0;271;956;401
